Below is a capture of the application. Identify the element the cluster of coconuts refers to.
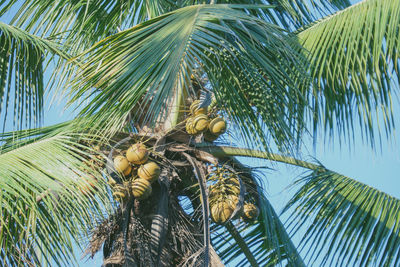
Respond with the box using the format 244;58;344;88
208;168;260;224
209;176;240;224
242;202;259;222
112;143;160;201
185;100;227;142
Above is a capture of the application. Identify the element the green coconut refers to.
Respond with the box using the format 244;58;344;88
131;178;152;199
138;161;161;183
209;117;227;136
113;155;130;173
126;143;149;165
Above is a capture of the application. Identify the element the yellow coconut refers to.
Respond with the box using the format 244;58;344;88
226;194;239;208
112;184;128;202
123;165;132;176
138;161;160;183
226;184;240;195
208;186;222;203
131;178;152;199
204;130;218;142
225;177;239;186
113;155;130;173
112;191;127;202
209;117;227;136
126;143;149;164
190;100;207;116
185;117;197;135
193;114;209;133
210;201;234;224
243;203;259;220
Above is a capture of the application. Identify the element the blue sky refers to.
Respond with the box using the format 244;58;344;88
1;0;400;266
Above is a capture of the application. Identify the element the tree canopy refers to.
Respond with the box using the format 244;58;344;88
0;0;399;266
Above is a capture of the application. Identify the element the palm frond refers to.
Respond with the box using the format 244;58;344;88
0;22;68;129
70;4;308;150
298;0;400;144
283;168;400;266
4;0;177;46
0;126;112;266
204;43;308;152
2;0;351;35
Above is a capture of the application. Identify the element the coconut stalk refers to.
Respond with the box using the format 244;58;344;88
196;146;321;171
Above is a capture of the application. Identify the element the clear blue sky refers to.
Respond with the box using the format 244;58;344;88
1;1;399;266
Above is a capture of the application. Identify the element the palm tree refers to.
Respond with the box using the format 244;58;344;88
1;0;399;266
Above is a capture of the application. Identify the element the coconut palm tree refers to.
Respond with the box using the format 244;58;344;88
1;0;399;266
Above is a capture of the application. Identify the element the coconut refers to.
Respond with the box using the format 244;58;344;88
226;184;240;195
193;114;209;133
123;165;132;176
131;178;152;199
185;117;197;135
209;117;226;136
138;162;160;183
190;100;208;116
225;194;239;208
204;130;219;142
225;177;239;186
210;201;234;224
126;143;149;164
112;184;128;202
112;191;126;202
113;155;130;173
243;203;259;220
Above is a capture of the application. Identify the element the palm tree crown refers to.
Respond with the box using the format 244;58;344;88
0;0;399;266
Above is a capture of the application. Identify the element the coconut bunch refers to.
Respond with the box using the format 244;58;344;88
242;201;259;221
111;143;161;202
207;167;241;224
207;166;260;224
185;100;227;142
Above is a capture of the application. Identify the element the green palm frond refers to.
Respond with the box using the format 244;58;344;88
205;43;307;152
260;0;351;28
298;0;400;144
0;127;112;266
4;0;177;46
70;4;308;149
213;194;305;266
0;22;68;129
1;0;352;34
283;168;400;266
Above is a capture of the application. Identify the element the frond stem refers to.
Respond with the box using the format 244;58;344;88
225;222;259;267
197;146;321;171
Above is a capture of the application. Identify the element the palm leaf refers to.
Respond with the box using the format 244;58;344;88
70;4;308;150
4;0;177;47
297;0;400;144
2;0;352;35
204;43;308;152
283;168;400;266
213;194;305;266
0;22;68;129
0;126;112;266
